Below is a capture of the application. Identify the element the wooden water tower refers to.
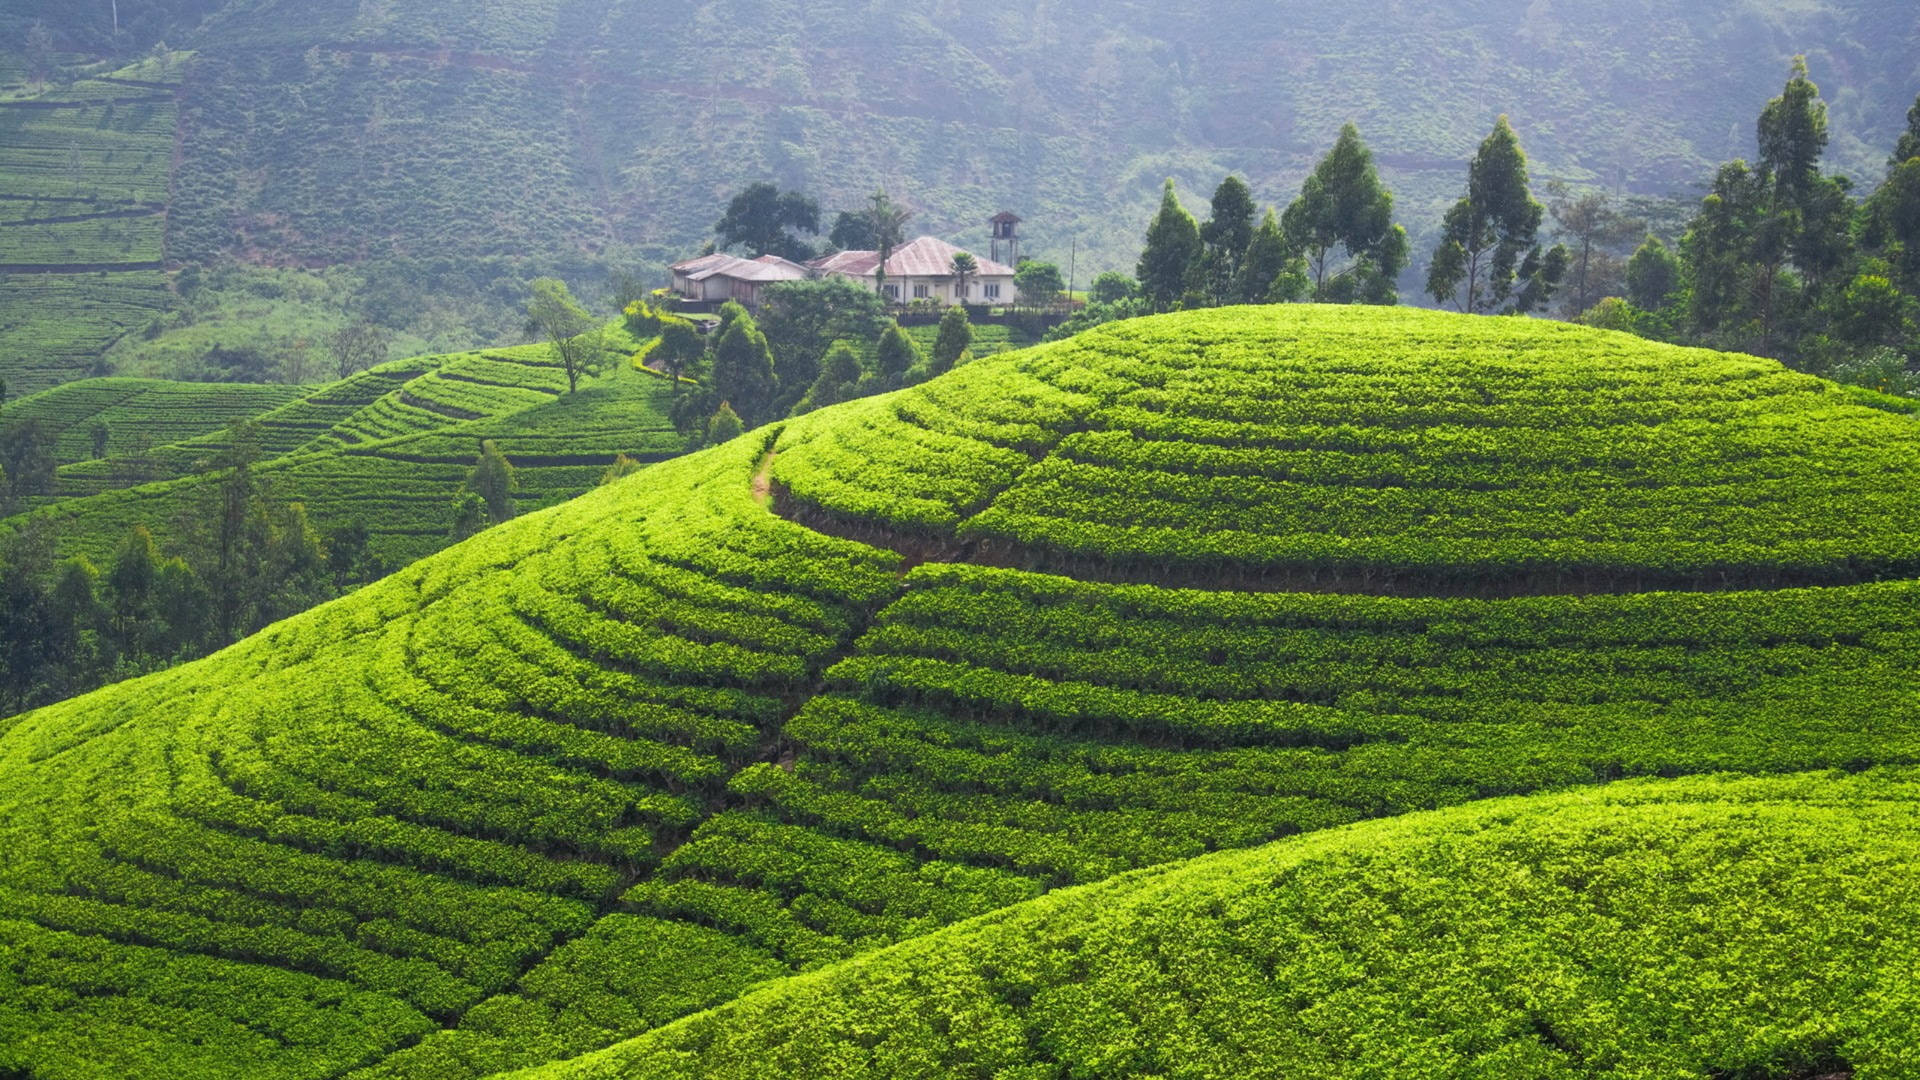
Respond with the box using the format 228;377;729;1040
990;211;1022;267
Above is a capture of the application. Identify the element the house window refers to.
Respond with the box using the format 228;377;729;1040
984;283;1001;300
883;283;901;300
913;284;930;299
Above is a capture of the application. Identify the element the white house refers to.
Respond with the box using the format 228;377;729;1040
668;253;812;308
809;236;1016;306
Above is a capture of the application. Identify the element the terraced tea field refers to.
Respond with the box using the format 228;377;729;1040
0;377;311;464
6;340;681;569
0;57;181;393
5;307;1920;1079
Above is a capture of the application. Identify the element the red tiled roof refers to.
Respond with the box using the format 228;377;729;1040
811;237;1014;280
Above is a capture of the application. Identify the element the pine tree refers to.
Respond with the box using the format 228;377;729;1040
1137;179;1202;312
1426;116;1565;314
1282;124;1408;303
931;305;972;374
710;316;777;426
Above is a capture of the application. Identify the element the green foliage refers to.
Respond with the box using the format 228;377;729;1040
1896;92;1920;170
872;325;922;381
705;402;745;445
9;307;1920;1079
710;318;777;428
1281;124;1406;303
1088;272;1138;305
795;343;863;414
1011;262;1064;308
713;183;819;262
527;279;607;394
1136;179;1201;312
466;440;518;525
928;305;970;376
1195;175;1256;305
1426;116;1564;314
509;771;1920;1080
1626;233;1682;311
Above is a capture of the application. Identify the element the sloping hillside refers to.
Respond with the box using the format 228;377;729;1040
5;340;682;569
0;377;309;465
0;54;179;392
511;769;1920;1079
5;307;1920;1079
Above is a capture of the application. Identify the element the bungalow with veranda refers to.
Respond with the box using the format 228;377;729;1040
809;236;1017;305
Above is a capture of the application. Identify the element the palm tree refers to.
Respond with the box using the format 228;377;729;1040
949;251;978;304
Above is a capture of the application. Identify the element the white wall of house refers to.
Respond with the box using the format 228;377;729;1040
861;274;1016;305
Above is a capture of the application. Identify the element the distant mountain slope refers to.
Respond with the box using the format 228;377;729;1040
159;0;1920;273
0;53;180;393
7;308;1920;1079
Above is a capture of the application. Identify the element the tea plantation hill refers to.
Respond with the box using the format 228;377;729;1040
8;306;1920;1079
1;337;681;571
0;377;309;466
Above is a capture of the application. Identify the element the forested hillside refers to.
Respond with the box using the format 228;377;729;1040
2;0;1917;391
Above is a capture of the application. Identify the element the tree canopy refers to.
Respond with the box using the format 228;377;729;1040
715;182;820;262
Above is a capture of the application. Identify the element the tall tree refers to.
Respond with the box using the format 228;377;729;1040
715;182;820;261
1282;125;1408;303
526;278;606;393
1198;176;1257;305
1893;92;1920;171
1757;57;1827;206
106;526;158;658
1138;179;1202;312
710;316;777;426
1241;209;1307;303
1626;235;1681;311
1680;58;1852;357
1426;116;1565;314
0;421;56;506
1548;186;1641;316
328;321;390;381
